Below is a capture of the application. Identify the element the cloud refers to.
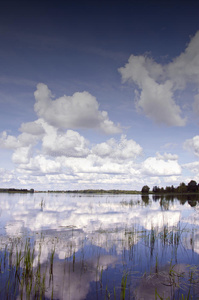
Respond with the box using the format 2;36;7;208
19;121;45;135
1;116;144;184
193;93;199;116
0;168;15;183
0;131;19;149
0;79;187;190
56;155;131;176
2;118;90;160
0;131;39;149
119;31;199;126
119;55;186;126
182;161;199;174
92;135;143;161
12;147;32;164
39;119;90;158
0;121;182;189
6;120;143;181
156;152;178;161
167;31;199;89
184;136;199;156
141;157;181;176
34;83;121;134
18;155;62;174
0;128;43;167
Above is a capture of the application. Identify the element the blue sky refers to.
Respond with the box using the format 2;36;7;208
1;1;199;191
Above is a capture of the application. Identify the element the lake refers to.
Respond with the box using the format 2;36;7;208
0;192;199;299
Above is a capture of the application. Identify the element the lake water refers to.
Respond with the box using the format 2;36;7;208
0;192;199;299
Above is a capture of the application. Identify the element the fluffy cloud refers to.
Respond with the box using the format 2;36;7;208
0;121;183;189
119;55;186;126
0;168;15;183
19;121;45;135
184;136;199;156
0;80;187;190
167;31;199;89
43;129;89;158
193;93;199;116
141;157;181;176
0;131;19;149
182;161;199;174
156;152;178;161
34;83;121;134
4;119;144;182
92;135;142;161
57;155;135;176
119;30;199;126
39;120;90;158
18;155;62;174
0;131;39;149
12;147;32;164
182;133;199;180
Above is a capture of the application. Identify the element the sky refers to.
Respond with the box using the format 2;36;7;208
1;1;199;191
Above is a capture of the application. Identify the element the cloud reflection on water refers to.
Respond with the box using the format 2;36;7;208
17;254;118;300
0;193;197;257
0;193;199;299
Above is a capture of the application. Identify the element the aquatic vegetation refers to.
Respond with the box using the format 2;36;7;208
0;193;199;299
120;271;128;300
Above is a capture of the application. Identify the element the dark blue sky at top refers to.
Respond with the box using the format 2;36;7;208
1;1;199;71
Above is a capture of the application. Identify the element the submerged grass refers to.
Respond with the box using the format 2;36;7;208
0;218;198;299
0;236;49;299
120;272;128;300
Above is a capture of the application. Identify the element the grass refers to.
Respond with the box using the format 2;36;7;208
120;272;128;300
0;212;198;299
0;237;48;299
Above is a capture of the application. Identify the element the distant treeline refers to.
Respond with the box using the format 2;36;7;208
1;181;199;195
142;180;199;194
47;189;140;194
0;188;34;193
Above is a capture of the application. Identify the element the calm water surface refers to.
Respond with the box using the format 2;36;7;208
0;193;199;299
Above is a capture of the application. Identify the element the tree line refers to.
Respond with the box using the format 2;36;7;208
0;188;34;193
141;180;199;194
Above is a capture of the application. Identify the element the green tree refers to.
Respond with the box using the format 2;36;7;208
177;182;187;193
153;186;160;193
165;186;172;193
141;185;150;193
187;180;197;193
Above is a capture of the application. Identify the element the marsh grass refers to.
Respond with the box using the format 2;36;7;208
137;262;199;300
0;218;198;299
0;237;49;299
120;271;128;300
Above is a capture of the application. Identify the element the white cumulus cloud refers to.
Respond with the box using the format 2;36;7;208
167;31;199;89
92;135;142;161
34;83;121;134
184;135;199;157
119;30;199;126
0;131;39;149
141;157;181;176
156;152;178;161
182;161;199;174
12;146;32;164
119;55;186;126
19;121;45;136
18;155;62;174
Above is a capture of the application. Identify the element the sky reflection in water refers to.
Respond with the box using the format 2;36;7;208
0;193;199;299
